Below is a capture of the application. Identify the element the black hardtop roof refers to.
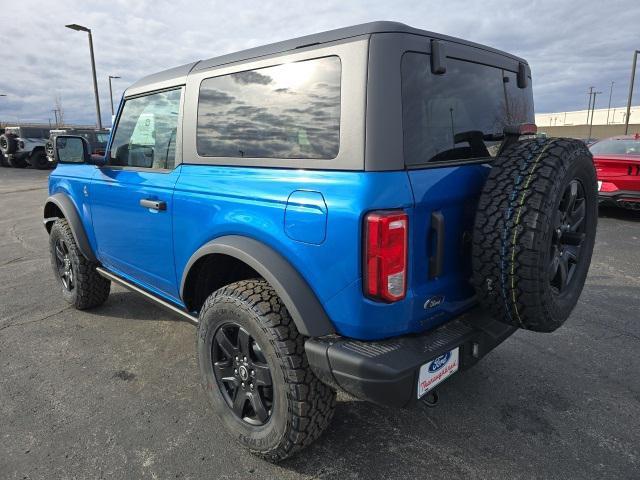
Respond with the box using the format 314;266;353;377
127;21;527;93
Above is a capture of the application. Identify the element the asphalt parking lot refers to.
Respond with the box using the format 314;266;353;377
1;167;639;479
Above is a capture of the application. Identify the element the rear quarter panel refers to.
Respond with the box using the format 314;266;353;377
172;166;414;339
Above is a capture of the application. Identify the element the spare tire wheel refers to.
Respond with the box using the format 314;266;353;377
472;138;597;332
0;134;17;155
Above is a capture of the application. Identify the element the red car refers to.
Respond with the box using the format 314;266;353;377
590;134;640;210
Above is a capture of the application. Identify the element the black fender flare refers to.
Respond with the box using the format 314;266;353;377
43;193;98;262
180;235;335;337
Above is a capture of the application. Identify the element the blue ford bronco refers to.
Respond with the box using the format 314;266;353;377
45;22;597;461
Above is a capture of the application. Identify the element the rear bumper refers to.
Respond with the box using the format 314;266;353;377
306;308;516;408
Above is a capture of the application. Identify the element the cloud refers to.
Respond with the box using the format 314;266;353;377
232;71;273;86
0;0;638;126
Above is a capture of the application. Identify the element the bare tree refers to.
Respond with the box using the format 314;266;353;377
54;96;65;127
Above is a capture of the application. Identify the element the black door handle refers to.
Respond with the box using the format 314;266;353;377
429;211;445;279
139;199;166;211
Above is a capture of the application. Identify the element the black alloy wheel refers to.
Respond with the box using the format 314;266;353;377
54;238;74;291
212;323;273;426
549;179;587;294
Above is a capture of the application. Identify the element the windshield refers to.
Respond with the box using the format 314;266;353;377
589;138;640;156
401;53;534;165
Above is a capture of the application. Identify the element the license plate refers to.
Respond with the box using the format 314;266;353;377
417;347;459;399
597;181;602;191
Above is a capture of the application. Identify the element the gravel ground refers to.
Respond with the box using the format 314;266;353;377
1;167;638;479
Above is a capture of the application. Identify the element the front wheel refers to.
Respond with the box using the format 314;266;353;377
49;219;111;309
197;279;336;462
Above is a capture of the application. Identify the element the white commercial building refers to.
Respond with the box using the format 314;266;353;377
536;105;640;127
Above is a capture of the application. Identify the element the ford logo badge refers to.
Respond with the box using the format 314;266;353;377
424;295;445;309
428;352;451;373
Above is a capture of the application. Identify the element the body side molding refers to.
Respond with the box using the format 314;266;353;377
180;235;335;337
43;193;97;262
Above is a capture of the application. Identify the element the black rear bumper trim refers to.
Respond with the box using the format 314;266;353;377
306;308;516;408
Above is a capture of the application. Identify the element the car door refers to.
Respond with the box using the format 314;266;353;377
90;87;183;301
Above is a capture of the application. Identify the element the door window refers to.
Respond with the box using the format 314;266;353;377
109;88;182;169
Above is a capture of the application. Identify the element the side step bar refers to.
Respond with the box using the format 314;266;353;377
96;267;198;326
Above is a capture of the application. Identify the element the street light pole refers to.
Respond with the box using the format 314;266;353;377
66;24;102;130
0;94;6;128
108;75;121;117
624;50;639;135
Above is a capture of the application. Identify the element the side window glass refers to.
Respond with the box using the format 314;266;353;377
196;56;341;159
109;88;181;169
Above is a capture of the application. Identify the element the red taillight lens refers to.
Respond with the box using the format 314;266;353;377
364;210;408;302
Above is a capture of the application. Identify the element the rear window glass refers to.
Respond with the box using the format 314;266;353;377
401;53;534;165
589;139;640;155
20;127;49;138
197;56;341;159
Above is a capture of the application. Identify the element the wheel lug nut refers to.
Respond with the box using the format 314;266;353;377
243;356;247;362
250;383;254;390
241;382;245;388
251;370;255;377
234;369;238;374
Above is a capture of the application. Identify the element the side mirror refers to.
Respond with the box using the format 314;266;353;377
53;135;90;164
90;153;107;166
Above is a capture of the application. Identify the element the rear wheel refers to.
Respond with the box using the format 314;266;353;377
472;138;597;332
0;151;9;167
197;279;336;462
30;149;50;169
8;156;28;168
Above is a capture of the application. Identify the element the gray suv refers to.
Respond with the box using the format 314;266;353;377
0;126;51;169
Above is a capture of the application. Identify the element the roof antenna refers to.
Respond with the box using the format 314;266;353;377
430;39;446;75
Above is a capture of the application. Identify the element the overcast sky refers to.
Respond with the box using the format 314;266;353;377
1;0;639;126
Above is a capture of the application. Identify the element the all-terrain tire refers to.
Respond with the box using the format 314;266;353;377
0;134;17;154
197;279;336;462
8;156;28;168
49;219;111;309
29;149;50;169
472;138;597;332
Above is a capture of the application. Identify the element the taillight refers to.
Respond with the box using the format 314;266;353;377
364;210;408;302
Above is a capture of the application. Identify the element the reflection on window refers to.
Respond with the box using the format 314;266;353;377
197;56;341;159
401;53;534;165
590;139;640;155
109;89;181;169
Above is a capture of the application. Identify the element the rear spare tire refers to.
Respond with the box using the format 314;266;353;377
472;138;597;332
0;134;17;155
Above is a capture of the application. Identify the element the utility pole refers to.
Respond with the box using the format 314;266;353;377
52;109;59;126
624;50;639;135
586;86;594;124
606;81;614;125
588;90;602;140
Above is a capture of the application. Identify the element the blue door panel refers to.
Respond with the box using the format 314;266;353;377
90;167;182;299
